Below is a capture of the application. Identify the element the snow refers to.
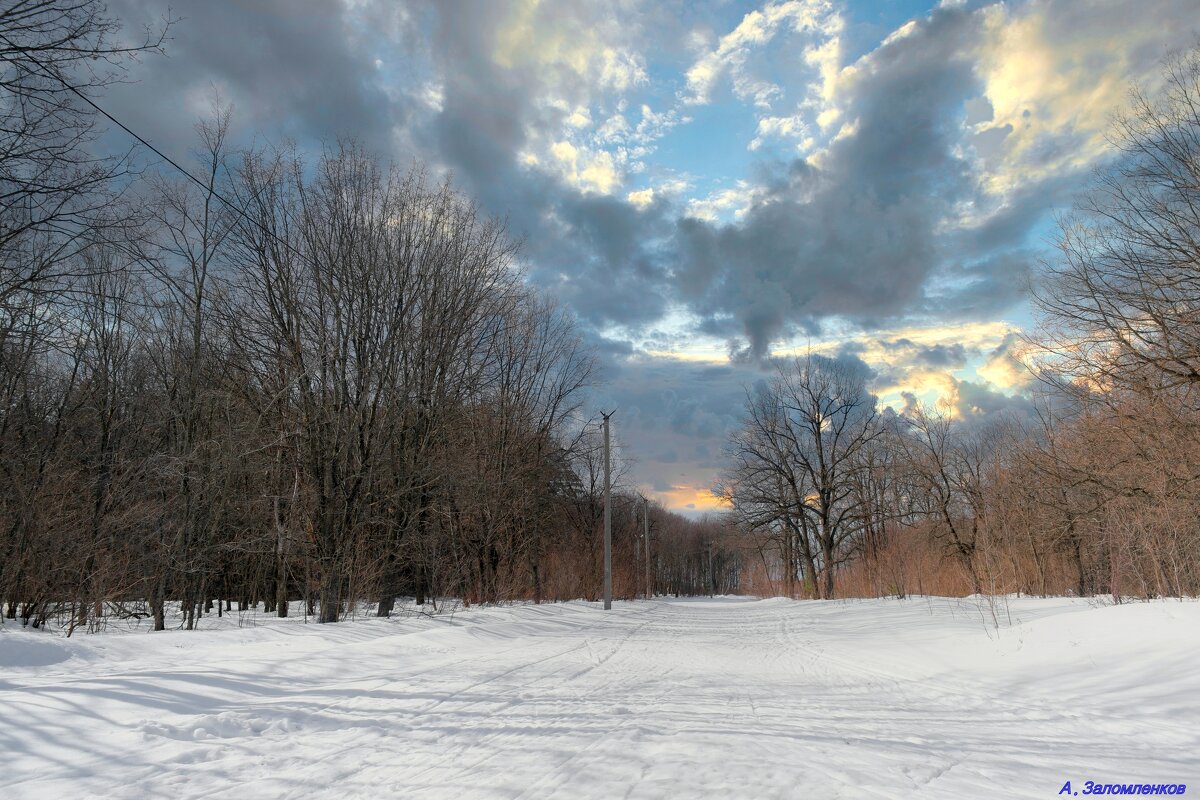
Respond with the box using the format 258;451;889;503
1;596;1196;799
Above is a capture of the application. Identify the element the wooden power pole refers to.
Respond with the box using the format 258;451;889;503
643;495;652;600
603;411;613;610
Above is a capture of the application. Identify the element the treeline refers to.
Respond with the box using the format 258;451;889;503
1;123;603;628
0;1;740;631
723;371;1200;601
721;46;1200;602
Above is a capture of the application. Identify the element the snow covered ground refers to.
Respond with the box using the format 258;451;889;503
1;595;1196;799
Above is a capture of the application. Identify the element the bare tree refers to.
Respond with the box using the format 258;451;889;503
899;404;1010;593
0;1;168;335
137;106;240;629
1034;44;1200;395
721;354;880;598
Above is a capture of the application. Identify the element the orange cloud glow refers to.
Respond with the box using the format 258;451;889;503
652;484;730;514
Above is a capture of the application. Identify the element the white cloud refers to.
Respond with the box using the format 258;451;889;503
485;0;654;196
973;0;1197;196
686;181;756;221
492;0;647;93
801;14;844;107
683;0;835;106
777;320;1023;413
551;140;620;194
564;106;592;128
599;46;648;92
976;334;1033;390
596;113;630;143
749;114;810;150
658;177;692;195
627;176;692;209
815;106;840;130
627;188;655;207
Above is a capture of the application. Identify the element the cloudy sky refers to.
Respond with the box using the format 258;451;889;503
103;0;1198;514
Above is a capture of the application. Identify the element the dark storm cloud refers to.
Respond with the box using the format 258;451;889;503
881;340;969;370
673;6;987;357
603;356;753;451
104;0;401;159
953;379;1035;423
922;250;1034;321
920;172;1085;322
421;1;676;331
667;0;1199;359
533;194;674;327
100;1;674;334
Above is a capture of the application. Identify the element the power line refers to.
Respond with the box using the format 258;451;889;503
4;37;301;260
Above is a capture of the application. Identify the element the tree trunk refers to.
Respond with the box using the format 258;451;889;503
319;568;341;623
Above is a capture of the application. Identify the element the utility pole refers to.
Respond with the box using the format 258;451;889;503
708;545;715;597
643;495;652;600
602;411;613;610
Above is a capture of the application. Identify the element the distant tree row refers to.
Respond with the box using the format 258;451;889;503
720;45;1200;602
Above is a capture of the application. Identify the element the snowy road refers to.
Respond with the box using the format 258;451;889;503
1;596;1197;799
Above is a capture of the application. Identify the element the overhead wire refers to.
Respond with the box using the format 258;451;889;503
2;36;303;261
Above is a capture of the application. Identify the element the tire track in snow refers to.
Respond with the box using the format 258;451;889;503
380;604;670;792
